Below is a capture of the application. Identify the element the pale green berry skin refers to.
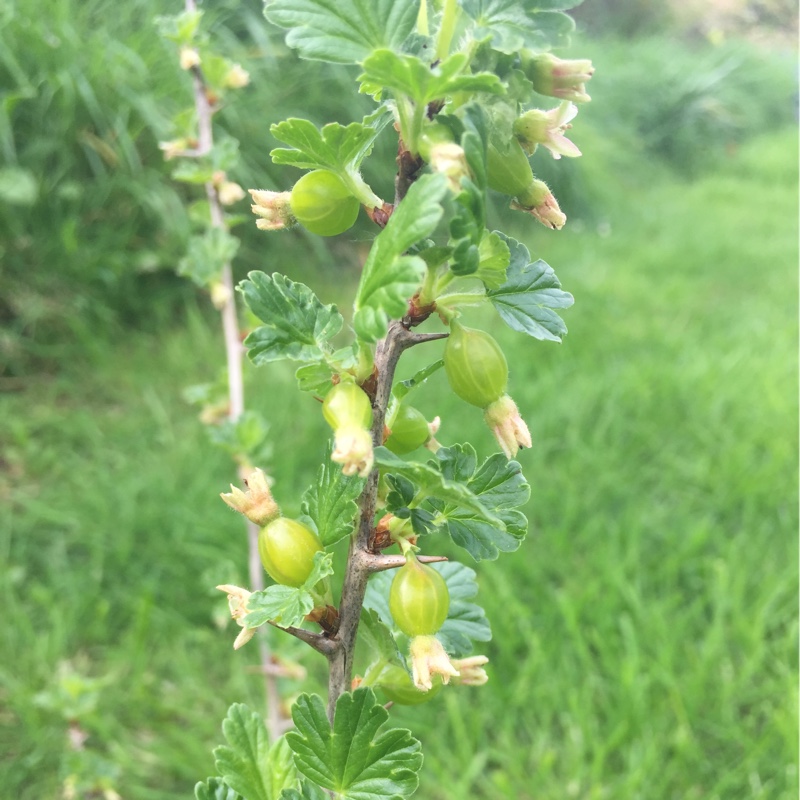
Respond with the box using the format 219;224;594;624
486;139;534;197
290;170;359;237
322;382;373;431
385;405;429;455
378;664;443;705
389;558;450;637
444;323;508;409
259;517;322;587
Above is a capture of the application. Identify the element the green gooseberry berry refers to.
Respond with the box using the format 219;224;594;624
258;517;322;587
385;404;429;455
290;169;360;237
444;321;508;409
389;556;450;638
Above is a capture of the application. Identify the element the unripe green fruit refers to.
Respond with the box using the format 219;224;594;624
322;382;373;431
389;557;450;637
259;517;322;587
386;405;429;455
486;139;534;198
290;170;359;237
444;322;508;409
378;664;443;705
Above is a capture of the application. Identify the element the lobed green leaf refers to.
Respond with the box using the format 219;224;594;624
244;553;334;629
195;777;242;800
462;0;577;54
301;447;366;546
487;234;573;342
374;446;504;527
358;50;502;107
270;118;380;174
213;706;298;800
241;272;343;364
287;689;422;799
427;444;530;561
178;229;239;288
265;0;420;64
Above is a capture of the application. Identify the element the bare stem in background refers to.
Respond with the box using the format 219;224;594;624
184;0;281;743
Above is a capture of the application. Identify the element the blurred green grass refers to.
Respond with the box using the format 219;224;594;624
2;124;797;798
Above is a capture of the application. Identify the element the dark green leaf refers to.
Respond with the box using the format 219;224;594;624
287;689;422;799
427;444;530;561
374;446;504;526
487;234;573;342
431;562;491;657
353;175;447;342
214;706;298;800
241;272;343;363
301;447;365;546
265;0;420;64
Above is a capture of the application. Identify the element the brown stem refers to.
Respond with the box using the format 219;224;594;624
325;321;444;722
269;621;337;656
184;0;282;742
360;553;449;573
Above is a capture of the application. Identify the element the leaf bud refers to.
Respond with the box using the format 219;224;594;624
511;179;566;230
483;394;532;459
249;189;296;231
220;467;280;526
523;52;594;104
513;102;581;159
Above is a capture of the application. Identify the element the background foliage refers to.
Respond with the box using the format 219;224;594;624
1;0;797;798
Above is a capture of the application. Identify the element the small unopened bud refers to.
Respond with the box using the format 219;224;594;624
512;179;566;230
249;189;296;231
409;635;460;691
429;142;470;193
525;53;594;103
483;394;532;459
223;64;250;89
513;102;581;159
180;47;201;71
451;655;489;686
218;181;246;206
220;468;280;526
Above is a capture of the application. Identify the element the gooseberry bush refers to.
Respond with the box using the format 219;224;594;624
164;1;595;797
